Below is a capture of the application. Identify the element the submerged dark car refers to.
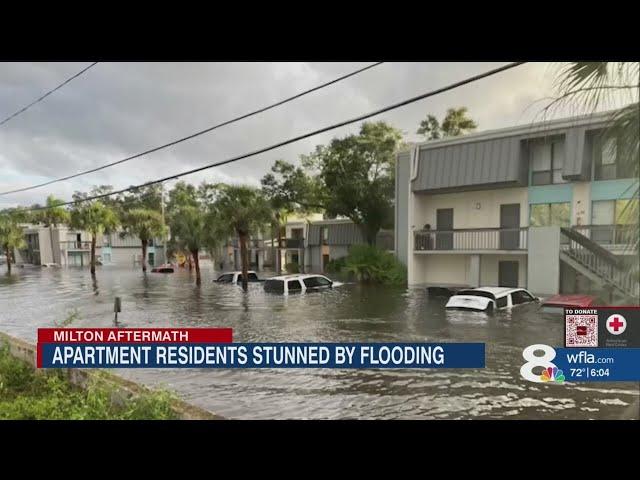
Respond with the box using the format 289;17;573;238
539;294;603;314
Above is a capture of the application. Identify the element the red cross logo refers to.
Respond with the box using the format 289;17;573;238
606;314;627;335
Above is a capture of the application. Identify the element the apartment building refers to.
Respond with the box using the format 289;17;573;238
15;224;166;268
395;110;638;300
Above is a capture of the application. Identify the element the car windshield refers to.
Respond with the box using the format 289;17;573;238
456;290;495;300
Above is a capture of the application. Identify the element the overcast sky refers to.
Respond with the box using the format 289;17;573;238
0;61;618;210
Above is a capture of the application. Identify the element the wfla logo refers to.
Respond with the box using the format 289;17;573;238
520;344;564;384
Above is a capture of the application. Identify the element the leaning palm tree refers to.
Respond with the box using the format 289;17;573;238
121;208;167;273
211;185;272;291
0;211;26;275
548;62;639;289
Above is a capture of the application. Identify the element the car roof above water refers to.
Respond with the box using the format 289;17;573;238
267;274;329;281
457;287;523;297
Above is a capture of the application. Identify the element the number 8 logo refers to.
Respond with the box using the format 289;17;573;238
520;344;557;383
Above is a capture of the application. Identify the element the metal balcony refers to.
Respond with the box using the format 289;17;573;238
414;227;528;252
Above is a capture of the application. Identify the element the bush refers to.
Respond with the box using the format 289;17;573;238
325;257;347;273
0;344;178;420
285;262;300;274
336;245;407;286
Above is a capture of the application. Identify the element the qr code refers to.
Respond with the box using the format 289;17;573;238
565;314;598;347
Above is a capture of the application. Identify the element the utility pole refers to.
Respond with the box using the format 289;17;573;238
161;182;168;264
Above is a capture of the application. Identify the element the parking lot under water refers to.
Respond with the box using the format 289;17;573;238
1;263;638;419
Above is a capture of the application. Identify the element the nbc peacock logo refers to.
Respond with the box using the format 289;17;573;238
540;366;565;383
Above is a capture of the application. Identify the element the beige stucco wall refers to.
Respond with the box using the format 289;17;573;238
412;187;529;230
480;254;528;287
411;253;528;287
412;254;469;286
571;182;591;226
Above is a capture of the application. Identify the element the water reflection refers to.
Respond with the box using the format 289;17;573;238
0;263;637;420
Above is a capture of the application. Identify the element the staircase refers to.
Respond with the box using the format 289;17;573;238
560;227;639;302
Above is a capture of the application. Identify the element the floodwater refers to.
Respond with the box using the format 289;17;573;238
1;263;638;420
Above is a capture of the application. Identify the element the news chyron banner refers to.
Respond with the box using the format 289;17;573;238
521;306;640;383
37;328;485;370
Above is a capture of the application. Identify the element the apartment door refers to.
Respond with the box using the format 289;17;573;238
500;204;521;250
498;261;519;287
322;254;330;272
436;208;454;250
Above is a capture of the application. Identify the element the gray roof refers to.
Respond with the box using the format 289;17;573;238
409;110;615;193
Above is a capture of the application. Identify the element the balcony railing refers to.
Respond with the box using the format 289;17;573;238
60;241;92;250
571;225;636;248
414;227;528;251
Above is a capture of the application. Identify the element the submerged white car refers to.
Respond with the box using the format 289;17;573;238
445;287;539;312
264;274;334;294
215;271;260;284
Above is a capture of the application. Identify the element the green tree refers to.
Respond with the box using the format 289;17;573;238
167;182;208;285
267;121;402;245
0;210;26;275
417;107;478;139
416;114;441;140
35;195;70;265
122;184;163;211
211;185;271;291
167;182;199;213
261;161;320;273
121;208;167;273
69;190;119;276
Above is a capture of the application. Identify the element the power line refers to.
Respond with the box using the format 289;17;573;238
0;62;384;196
18;61;526;212
0;62;98;128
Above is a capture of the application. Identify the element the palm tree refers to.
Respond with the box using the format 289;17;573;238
548;62;639;283
417;107;478;139
35;195;69;265
69;199;119;276
212;185;271;291
168;204;207;285
0;212;26;275
121;208;167;273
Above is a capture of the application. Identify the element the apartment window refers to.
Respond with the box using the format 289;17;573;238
615;199;639;224
530;138;567;185
595;138;617;180
321;227;329;245
291;228;303;239
591;199;638;244
530;203;570;227
592;200;615;225
593;199;639;225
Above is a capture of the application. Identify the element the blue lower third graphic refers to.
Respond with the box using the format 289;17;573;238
554;348;640;381
39;342;485;369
